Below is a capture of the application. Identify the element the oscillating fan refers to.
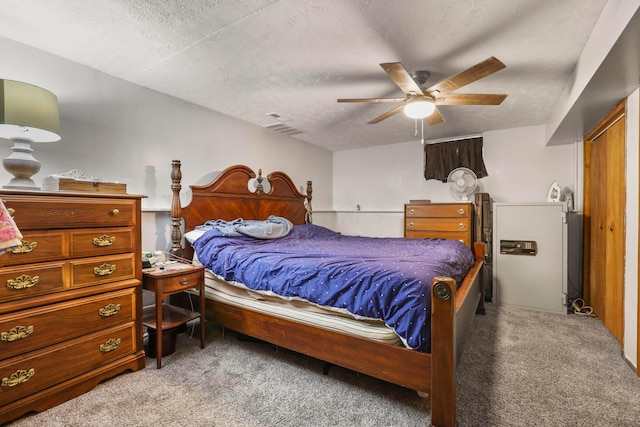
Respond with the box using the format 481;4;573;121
447;167;478;201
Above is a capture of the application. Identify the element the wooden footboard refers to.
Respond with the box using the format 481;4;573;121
169;161;484;427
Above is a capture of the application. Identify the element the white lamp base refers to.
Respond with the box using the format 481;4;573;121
3;139;41;189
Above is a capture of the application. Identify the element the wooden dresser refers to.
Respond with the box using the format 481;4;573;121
404;201;474;248
0;190;146;424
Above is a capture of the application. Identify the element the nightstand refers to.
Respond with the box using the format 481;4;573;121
142;262;206;368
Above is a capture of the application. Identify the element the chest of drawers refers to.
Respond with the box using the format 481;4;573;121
404;202;474;248
0;190;145;424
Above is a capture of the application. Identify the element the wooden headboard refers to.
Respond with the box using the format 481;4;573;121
170;160;312;258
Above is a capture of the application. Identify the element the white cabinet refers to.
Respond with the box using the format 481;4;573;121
492;202;567;314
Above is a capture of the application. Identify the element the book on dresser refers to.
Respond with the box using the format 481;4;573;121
41;176;127;193
41;169;127;194
0;189;146;424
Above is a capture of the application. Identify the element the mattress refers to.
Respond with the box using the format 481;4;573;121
200;267;404;347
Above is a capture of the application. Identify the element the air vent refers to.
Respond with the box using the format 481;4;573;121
263;122;303;136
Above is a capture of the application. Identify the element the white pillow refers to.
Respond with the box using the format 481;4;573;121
184;228;206;244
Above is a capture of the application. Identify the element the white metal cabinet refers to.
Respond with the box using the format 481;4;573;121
492;202;567;314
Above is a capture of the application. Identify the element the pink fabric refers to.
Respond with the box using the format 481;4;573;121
0;200;23;254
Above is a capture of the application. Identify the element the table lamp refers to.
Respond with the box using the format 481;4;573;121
0;79;61;189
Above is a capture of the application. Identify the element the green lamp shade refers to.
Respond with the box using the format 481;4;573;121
0;79;61;142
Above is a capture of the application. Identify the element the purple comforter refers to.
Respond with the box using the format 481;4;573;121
193;224;474;352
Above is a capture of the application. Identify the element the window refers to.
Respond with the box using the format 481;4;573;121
424;136;487;182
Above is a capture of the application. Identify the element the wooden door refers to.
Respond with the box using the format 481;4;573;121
603;117;625;341
588;131;606;319
584;100;626;344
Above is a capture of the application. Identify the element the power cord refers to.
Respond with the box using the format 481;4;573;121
166;251;193;264
187;292;196;338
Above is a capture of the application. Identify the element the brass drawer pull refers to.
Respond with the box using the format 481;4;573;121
1;368;35;387
99;303;121;318
458;223;465;229
7;207;15;217
10;241;37;254
1;325;34;342
6;274;39;290
458;208;465;215
94;263;116;276
180;278;190;285
100;338;121;353
408;222;415;228
93;235;116;247
110;208;120;216
408;208;415;215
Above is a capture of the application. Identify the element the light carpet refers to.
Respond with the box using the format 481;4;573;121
8;303;640;426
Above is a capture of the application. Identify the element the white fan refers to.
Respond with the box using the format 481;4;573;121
447;167;478;201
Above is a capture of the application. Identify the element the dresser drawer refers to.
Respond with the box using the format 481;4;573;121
70;253;136;288
0;288;136;360
405;217;471;232
0;231;67;267
3;197;136;230
0;322;136;407
405;230;471;246
69;227;135;257
0;262;65;302
405;204;471;218
142;268;203;294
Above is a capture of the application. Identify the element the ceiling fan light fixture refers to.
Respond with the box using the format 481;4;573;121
403;100;435;119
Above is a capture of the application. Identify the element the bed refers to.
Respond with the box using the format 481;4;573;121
168;161;484;427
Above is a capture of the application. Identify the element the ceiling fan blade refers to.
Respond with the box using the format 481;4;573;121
367;102;408;124
337;97;407;103
425;56;506;96
380;63;424;96
435;93;507;105
424;107;445;126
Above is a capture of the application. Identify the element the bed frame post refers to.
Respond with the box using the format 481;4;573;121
474;242;486;315
170;159;184;258
305;180;313;223
431;276;457;427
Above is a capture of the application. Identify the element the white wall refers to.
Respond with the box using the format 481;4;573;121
624;88;639;367
332;124;583;298
332;125;577;236
0;36;333;252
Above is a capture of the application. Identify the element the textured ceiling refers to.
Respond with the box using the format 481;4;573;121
0;0;611;151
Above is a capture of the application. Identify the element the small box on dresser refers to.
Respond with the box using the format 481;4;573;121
0;189;146;424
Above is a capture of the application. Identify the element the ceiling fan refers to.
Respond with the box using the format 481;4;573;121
337;56;507;125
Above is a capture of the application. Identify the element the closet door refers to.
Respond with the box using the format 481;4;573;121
584;100;626;344
588;131;607;320
603;117;625;341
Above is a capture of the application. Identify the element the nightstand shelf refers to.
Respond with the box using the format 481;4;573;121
142;304;200;330
142;263;205;368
